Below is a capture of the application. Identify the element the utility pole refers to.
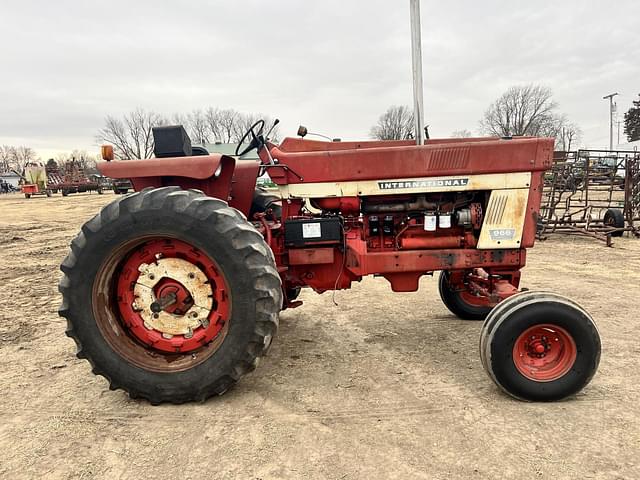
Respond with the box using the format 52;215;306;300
603;92;619;151
410;0;425;145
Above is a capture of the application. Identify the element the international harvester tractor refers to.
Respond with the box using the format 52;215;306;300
59;121;601;404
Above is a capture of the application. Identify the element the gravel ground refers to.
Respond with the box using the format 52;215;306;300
0;191;638;480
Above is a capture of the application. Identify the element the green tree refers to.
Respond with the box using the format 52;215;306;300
624;94;640;142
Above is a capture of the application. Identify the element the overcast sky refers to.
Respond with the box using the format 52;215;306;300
0;0;638;159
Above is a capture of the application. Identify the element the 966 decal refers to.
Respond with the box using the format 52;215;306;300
489;229;516;241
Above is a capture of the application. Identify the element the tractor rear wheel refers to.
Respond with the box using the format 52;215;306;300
480;292;600;401
59;187;282;404
438;271;493;321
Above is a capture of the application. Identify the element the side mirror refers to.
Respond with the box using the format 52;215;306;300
297;125;308;138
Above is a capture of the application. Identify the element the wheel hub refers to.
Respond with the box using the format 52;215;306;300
116;239;229;354
512;324;577;382
134;258;212;336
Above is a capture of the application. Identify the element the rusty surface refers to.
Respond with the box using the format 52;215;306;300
134;258;213;336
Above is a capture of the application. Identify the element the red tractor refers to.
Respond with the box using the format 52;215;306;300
59;122;601;404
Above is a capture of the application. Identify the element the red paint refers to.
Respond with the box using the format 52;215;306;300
21;184;39;194
311;197;360;215
98;133;552;307
115;238;230;353
264;137;552;185
288;248;335;265
229;160;261;214
99;155;226;180
400;235;463;250
512;324;577;382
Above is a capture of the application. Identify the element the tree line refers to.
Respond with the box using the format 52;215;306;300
0;145;37;174
370;85;583;151
97;108;279;160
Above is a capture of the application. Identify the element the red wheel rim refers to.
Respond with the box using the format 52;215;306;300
512;324;577;382
459;290;491;308
115;238;230;354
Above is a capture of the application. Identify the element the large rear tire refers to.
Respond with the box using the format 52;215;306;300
59;187;282;404
480;292;600;401
438;271;493;321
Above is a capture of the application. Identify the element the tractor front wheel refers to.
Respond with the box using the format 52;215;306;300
438;271;493;321
59;187;282;404
480;291;600;401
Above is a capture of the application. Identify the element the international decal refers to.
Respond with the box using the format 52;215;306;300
378;178;470;190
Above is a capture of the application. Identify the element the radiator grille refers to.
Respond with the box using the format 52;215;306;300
428;147;470;170
486;193;509;224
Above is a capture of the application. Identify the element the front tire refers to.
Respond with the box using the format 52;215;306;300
480;292;600;401
438;271;493;321
59;187;282;404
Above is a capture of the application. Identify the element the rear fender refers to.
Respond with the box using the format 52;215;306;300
98;155;261;216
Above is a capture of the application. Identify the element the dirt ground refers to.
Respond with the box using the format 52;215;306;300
0;191;638;480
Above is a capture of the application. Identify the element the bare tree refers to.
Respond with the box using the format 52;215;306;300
97;108;166;159
203;108;279;144
188;110;211;144
0;145;38;177
55;150;97;170
450;129;473;138
555;122;582;152
480;85;563;137
99;107;279;158
11;146;37;172
205;108;240;143
233;113;280;143
370;105;415;140
0;146;13;173
173;110;211;145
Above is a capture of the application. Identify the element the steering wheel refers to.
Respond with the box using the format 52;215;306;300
235;119;265;157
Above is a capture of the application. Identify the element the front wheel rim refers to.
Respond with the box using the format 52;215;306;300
512;323;577;382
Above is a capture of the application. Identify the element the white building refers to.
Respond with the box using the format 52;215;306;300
0;172;20;188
